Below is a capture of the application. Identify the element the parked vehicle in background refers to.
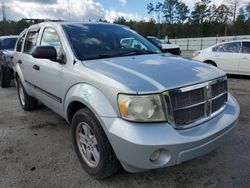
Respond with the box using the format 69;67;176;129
13;22;239;179
193;40;250;75
147;36;181;55
0;35;18;88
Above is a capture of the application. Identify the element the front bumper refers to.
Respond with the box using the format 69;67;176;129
101;93;240;173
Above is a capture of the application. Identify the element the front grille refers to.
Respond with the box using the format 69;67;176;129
164;77;227;128
211;81;227;98
211;93;228;113
172;88;205;110
174;104;205;125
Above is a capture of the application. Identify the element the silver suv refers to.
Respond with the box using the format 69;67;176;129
13;22;240;179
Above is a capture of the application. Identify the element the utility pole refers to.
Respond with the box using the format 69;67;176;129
1;1;7;35
67;0;71;21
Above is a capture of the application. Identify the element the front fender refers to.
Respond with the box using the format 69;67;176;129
64;83;118;122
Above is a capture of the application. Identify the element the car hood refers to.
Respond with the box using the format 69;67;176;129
83;54;226;93
161;43;179;49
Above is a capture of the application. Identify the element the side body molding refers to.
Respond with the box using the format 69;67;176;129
64;83;118;122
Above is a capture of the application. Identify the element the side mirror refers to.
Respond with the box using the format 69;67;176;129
32;46;57;60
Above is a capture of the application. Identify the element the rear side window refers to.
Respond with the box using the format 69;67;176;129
23;30;39;54
242;42;250;54
16;32;26;52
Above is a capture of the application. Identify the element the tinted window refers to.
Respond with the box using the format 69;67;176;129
242;42;250;54
41;27;64;59
213;42;241;53
63;24;161;60
16;33;26;52
0;38;17;50
23;30;39;54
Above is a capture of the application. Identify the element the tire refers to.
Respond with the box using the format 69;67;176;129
72;108;121;179
17;79;38;111
0;64;11;88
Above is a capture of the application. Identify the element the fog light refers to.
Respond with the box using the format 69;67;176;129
150;150;161;161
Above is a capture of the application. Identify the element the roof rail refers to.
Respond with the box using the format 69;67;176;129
23;18;66;23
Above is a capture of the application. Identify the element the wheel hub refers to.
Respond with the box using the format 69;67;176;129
76;122;100;168
18;84;25;106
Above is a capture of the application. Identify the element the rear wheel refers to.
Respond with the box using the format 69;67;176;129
0;64;11;88
72;108;121;179
17;79;38;111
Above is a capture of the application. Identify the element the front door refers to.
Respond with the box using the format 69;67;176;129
31;27;67;116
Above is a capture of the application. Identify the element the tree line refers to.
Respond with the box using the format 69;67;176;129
1;0;250;39
114;0;250;38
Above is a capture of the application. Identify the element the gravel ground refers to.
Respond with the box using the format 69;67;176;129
0;77;250;188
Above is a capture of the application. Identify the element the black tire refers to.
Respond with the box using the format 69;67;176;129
72;108;121;179
0;64;11;88
17;79;38;111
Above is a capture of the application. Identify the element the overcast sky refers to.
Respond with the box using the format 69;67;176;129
2;0;224;22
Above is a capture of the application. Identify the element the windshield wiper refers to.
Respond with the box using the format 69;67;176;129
80;50;160;60
119;49;159;56
80;54;115;60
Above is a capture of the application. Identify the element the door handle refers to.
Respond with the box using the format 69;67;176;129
17;60;22;64
242;57;248;60
215;54;220;58
33;65;40;71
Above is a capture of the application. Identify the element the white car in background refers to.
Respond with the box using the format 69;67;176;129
193;40;250;75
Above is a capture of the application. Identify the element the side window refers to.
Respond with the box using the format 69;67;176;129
40;27;64;59
213;42;241;53
212;44;224;52
23;30;39;54
242;42;250;54
212;46;218;52
223;42;241;53
16;32;26;52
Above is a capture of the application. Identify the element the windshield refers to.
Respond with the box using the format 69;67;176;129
148;37;162;46
63;24;162;60
0;38;17;50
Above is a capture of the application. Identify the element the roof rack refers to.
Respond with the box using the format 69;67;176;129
23;18;66;23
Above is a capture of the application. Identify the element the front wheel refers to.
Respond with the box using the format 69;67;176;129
17;79;38;111
71;108;121;179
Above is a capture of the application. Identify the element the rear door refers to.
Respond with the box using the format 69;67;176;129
212;42;241;73
239;42;250;75
19;27;40;95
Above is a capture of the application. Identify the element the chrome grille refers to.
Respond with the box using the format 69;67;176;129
164;77;228;128
174;104;205;125
172;88;205;110
211;93;228;113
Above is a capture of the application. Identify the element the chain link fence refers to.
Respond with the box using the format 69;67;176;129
169;35;250;51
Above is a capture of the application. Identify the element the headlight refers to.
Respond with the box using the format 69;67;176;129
118;94;166;122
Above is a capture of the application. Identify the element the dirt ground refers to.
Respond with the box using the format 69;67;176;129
0;76;250;188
